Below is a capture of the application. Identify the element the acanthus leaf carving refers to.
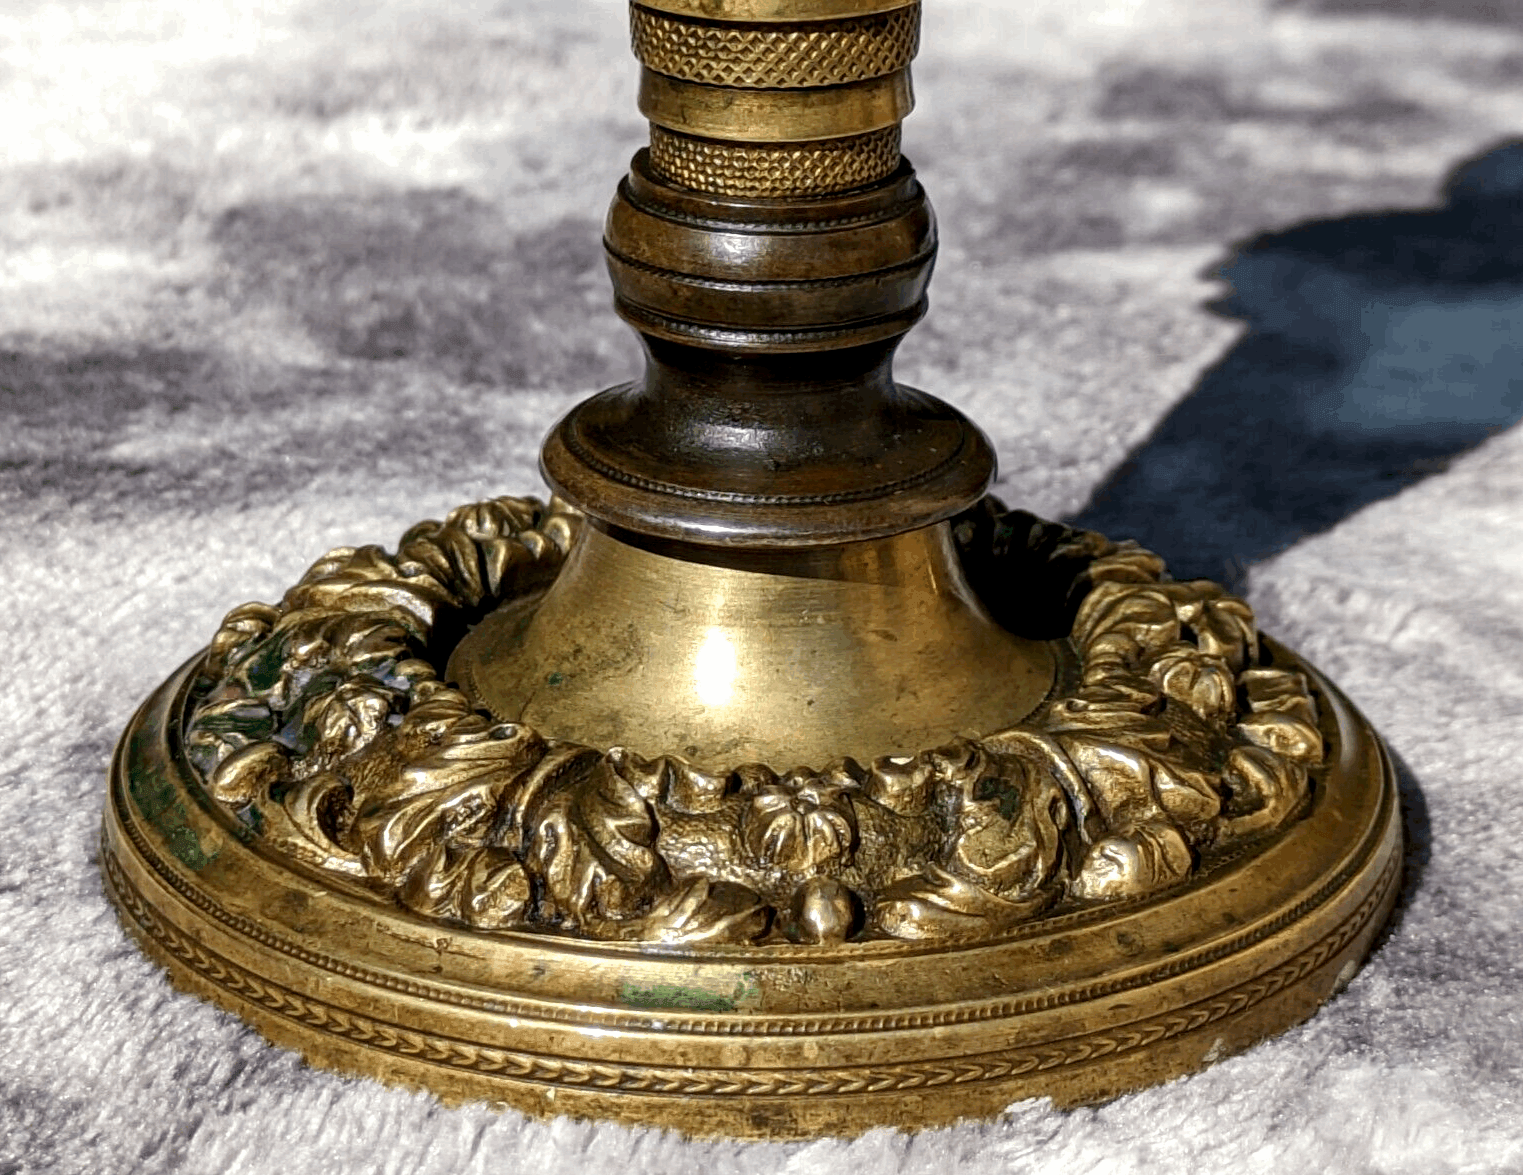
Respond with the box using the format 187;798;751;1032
872;864;1051;940
181;496;1325;945
397;843;532;931
352;722;544;884
527;757;666;927
600;877;771;945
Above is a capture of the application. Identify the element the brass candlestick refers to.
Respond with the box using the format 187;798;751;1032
102;0;1400;1140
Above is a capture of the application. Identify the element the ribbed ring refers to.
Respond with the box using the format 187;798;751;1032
639;69;913;144
632;3;919;89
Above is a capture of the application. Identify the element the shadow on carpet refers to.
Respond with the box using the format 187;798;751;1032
1074;138;1523;588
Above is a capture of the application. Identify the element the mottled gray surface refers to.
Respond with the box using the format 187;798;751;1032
2;1;1522;1172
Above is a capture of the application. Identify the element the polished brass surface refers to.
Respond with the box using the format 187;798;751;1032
549;0;967;546
605;156;933;281
449;520;1054;770
102;0;1402;1140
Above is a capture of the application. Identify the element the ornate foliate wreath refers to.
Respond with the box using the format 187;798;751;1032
182;496;1322;946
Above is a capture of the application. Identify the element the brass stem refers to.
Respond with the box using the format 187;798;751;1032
543;0;988;549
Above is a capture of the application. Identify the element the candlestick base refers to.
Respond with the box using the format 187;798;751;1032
101;493;1400;1139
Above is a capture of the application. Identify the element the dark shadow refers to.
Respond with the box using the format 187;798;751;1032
211;189;617;389
1370;746;1433;953
1073;139;1523;590
0;344;240;511
0;189;638;518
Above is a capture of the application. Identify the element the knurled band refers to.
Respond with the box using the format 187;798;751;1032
631;3;920;89
649;125;902;196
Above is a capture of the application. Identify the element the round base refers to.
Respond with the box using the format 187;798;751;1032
103;643;1399;1139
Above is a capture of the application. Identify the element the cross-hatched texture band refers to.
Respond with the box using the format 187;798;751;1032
631;0;920;197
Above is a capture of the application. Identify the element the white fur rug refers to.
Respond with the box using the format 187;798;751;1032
3;1;1522;1171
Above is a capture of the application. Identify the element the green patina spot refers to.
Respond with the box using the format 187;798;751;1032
618;973;760;1013
546;671;565;687
238;803;266;841
974;775;1023;820
241;638;289;693
126;732;215;872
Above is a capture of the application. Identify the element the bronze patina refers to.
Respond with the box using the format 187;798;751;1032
102;0;1401;1140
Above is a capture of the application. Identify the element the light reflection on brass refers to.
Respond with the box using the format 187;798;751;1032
448;521;1055;771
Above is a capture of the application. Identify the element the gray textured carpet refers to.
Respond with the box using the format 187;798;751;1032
3;0;1523;1171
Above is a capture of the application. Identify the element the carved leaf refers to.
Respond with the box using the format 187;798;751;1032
1177;587;1257;673
940;744;1070;901
398;517;489;607
1086;543;1166;585
267;769;365;877
206;740;289;807
393;681;487;749
185;695;276;776
496;742;606;848
1240;667;1319;727
603;878;770;945
873;865;1051;940
1236;711;1324;765
982;727;1104;845
204;601;280;680
1044;699;1171;747
536;498;582;555
297;679;397;764
1059;734;1185;829
1217;744;1308;838
181;493;1315;943
397;843;531;930
396;497;571;611
1149;759;1224;830
223;612;409;717
283;544;455;637
1073;582;1181;664
526;759;666;926
353;723;546;880
1149;645;1236;721
1069;822;1193;901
